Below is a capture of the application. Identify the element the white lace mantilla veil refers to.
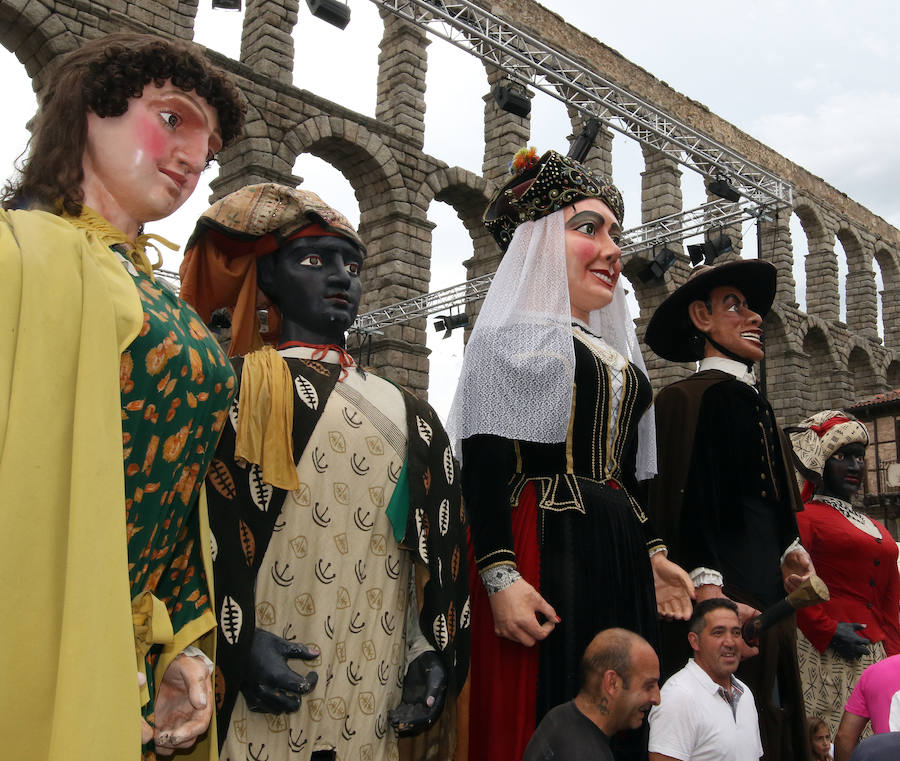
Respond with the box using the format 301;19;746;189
446;210;658;481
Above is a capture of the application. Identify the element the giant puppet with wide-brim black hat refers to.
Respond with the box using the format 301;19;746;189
179;183;470;761
646;258;812;761
448;148;696;761
644;258;777;364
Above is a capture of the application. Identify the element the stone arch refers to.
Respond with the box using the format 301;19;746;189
795;200;838;323
802;323;843;413
837;225;877;336
874;245;900;290
0;0;78;86
418;166;492;246
875;245;900;350
848;344;881;400
418;166;495;326
284;115;408;218
887;360;900;389
788;212;810;312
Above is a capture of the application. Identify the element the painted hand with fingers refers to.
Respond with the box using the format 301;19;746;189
388;651;448;736
488;577;560;646
153;653;214;756
241;629;319;714
830;622;870;660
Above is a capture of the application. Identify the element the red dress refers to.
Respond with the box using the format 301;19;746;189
796;498;900;655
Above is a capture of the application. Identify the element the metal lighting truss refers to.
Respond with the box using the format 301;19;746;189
164;0;793;336
354;272;493;332
351;198;760;332
155;200;757;331
369;0;793;208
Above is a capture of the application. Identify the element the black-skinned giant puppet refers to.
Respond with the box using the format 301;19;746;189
447;148;694;761
179;184;469;761
787;410;900;735
0;33;246;761
645;260;815;761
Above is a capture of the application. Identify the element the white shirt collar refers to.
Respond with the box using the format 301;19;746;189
685;658;743;698
699;356;757;388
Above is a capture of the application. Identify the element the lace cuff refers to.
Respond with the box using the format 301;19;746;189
181;645;214;675
690;567;724;588
779;538;805;566
480;564;522;596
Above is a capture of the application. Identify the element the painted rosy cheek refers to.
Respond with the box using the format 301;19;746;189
569;239;595;264
135;111;169;157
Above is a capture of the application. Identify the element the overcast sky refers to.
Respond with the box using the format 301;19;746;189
2;0;898;416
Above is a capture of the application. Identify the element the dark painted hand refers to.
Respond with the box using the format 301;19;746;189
830;622;870;660
241;629;319;714
387;651;447;737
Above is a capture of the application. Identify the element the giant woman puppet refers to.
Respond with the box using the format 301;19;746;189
447;148;694;761
787;410;900;736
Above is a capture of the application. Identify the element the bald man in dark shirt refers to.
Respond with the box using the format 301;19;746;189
523;629;661;761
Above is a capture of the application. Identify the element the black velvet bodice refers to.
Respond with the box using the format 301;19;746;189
463;326;660;573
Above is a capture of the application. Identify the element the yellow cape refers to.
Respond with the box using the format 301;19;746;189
0;209;216;760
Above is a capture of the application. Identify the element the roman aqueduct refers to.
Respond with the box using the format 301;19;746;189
3;0;899;427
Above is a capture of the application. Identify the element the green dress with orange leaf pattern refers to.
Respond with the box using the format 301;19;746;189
115;247;236;733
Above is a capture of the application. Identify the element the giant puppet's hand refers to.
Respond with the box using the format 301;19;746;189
388;651;448;736
138;672;154;746
650;553;695;620
240;629;319;714
782;546;815;594
488;577;559;647
695;583;760;661
152;653;214;756
830;622;870;660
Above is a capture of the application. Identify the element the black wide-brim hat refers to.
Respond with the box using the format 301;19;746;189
645;259;777;362
483;149;624;252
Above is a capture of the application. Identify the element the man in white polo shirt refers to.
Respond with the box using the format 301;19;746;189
649;599;763;760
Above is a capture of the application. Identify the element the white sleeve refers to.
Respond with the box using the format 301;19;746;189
648;684;695;761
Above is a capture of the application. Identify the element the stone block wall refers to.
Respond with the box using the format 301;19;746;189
3;0;899;423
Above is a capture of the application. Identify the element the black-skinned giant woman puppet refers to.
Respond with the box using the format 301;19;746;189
788;410;900;736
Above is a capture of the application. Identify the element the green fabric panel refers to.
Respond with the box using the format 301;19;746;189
386;455;410;543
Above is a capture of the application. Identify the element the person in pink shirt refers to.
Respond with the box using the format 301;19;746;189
834;654;900;760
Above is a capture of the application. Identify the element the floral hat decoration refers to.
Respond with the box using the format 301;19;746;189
482;147;625;252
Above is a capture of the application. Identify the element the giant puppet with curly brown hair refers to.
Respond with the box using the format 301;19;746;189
0;32;246;761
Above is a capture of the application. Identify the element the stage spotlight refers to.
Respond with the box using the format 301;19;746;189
707;176;741;203
713;234;733;257
306;0;350;29
433;313;469;339
212;0;241;8
567;117;601;163
638;247;677;283
688;234;733;266
492;85;531;118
